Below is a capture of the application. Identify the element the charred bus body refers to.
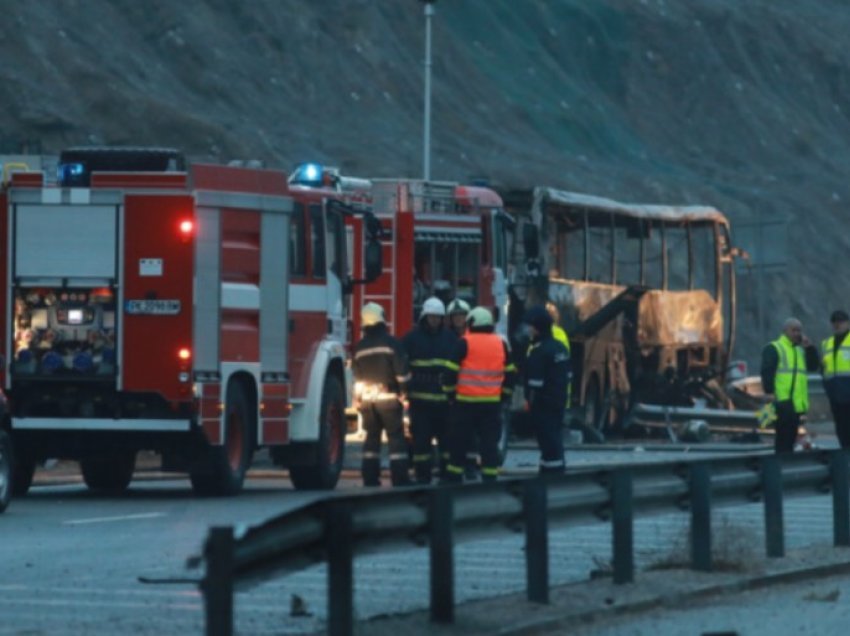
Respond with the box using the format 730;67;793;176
502;187;737;436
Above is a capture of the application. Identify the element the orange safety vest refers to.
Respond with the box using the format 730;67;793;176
457;333;505;403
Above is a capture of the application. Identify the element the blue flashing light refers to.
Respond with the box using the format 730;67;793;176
73;351;94;372
41;351;63;373
57;162;86;186
290;162;324;186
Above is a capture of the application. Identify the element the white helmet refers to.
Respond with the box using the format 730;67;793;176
447;298;470;316
361;302;385;327
467;306;494;328
422;296;446;317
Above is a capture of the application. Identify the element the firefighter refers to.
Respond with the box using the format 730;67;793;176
524;306;571;474
401;296;458;483
821;310;850;449
446;298;470;338
444;306;515;483
760;317;819;453
353;302;412;486
544;301;572;410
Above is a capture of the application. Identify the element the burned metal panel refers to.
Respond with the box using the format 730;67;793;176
637;290;723;347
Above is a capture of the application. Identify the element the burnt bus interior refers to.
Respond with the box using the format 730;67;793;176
503;187;737;432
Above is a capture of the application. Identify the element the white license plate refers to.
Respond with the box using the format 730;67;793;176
125;299;181;315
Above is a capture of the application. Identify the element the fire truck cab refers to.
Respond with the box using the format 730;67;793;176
1;147;381;496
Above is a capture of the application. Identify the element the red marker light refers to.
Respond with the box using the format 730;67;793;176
179;219;194;235
178;347;192;361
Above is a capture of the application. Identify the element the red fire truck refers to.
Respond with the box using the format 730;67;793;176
1;147;381;496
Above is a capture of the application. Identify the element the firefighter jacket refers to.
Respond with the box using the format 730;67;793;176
822;331;850;404
401;323;459;402
761;334;818;415
352;324;410;402
525;333;571;412
454;331;516;403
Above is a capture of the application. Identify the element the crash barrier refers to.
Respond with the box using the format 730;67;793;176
195;449;850;636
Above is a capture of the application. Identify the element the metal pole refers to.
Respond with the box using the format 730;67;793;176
422;0;435;181
203;527;234;636
689;463;712;572
327;503;354;636
524;478;549;603
429;486;454;623
832;450;850;547
611;469;634;584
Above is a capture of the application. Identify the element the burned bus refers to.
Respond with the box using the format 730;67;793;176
502;187;737;436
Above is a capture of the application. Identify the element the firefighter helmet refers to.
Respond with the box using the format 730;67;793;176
447;298;470;316
422;297;446;316
467;306;494;328
361;302;385;327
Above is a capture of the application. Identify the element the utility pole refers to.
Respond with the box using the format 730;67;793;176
421;0;436;181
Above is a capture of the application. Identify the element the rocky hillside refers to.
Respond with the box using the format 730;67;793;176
2;0;849;362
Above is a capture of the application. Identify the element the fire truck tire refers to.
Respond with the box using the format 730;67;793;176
289;375;345;491
11;456;36;497
190;382;255;496
80;452;136;493
0;431;12;512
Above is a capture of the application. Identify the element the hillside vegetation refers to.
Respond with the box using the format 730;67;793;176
2;0;849;361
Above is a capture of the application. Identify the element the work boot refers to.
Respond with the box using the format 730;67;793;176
390;459;413;487
362;457;381;487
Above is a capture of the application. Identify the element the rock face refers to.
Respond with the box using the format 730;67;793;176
2;0;848;361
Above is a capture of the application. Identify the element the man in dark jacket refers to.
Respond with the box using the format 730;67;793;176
523;305;571;474
821;310;850;449
401;296;458;483
761;317;820;453
353;302;412;486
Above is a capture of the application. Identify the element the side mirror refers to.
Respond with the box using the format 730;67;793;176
523;223;539;260
364;238;383;282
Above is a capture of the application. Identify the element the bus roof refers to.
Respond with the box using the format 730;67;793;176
504;187;730;226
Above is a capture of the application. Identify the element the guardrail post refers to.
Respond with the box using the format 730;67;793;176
327;502;354;636
203;526;234;636
831;450;850;547
611;468;634;584
762;455;784;558
524;477;549;603
429;487;454;623
689;463;712;572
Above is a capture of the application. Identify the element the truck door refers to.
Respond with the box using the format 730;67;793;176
324;200;347;343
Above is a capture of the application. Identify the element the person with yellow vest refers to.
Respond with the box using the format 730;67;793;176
821;310;850;449
760;317;819;453
444;306;516;482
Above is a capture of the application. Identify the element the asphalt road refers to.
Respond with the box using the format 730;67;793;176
0;434;842;635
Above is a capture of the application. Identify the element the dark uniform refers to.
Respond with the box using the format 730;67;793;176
401;320;458;483
353;322;411;486
524;306;571;474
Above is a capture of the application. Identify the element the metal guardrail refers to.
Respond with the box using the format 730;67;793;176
195;450;850;636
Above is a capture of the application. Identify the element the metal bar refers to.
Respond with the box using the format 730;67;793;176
203;527;234;636
689;463;712;571
327;502;354;636
762;455;785;557
832;450;850;547
430;487;454;623
524;478;549;603
611;469;634;584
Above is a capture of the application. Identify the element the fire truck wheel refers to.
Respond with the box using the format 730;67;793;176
0;431;12;512
11;456;36;497
190;381;255;496
289;375;345;490
80;452;136;493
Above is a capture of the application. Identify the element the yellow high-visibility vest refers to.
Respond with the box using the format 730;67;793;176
771;334;808;414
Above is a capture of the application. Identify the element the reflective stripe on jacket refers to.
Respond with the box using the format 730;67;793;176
822;332;850;403
457;333;506;403
771;334;808;414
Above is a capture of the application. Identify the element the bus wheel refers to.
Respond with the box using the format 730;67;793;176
191;381;255;496
0;431;11;512
81;452;136;493
581;376;605;444
290;376;345;491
